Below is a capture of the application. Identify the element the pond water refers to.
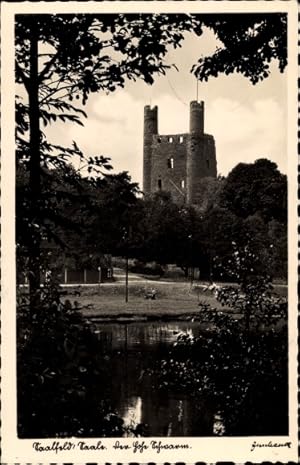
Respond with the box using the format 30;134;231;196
93;321;223;437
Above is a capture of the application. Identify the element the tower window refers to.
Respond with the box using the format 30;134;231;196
206;160;209;168
158;179;162;190
181;180;185;189
167;157;174;169
179;136;184;143
168;137;173;143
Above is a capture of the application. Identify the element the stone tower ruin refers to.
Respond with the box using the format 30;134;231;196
143;101;217;205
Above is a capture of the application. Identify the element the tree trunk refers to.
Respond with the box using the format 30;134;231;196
28;28;41;309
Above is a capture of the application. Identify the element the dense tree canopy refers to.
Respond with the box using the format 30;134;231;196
220;158;287;222
132;191;200;267
16;13;287;103
203;160;287;280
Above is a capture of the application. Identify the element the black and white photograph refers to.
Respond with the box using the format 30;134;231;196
1;1;298;463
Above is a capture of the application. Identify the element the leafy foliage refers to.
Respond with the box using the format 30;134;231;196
192;13;287;84
16;13;202;107
17;281;128;437
220;159;287;222
16;13;287;105
158;320;287;435
77;171;141;257
155;245;288;435
213;241;287;329
16;155;113;278
127;191;202;270
195;160;287;281
17;160;143;285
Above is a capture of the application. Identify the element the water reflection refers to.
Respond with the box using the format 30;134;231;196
94;322;214;436
96;322;200;350
213;412;225;436
121;396;142;429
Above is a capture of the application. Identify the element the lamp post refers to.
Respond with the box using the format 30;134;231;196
97;266;101;294
122;227;130;303
188;234;194;287
125;253;129;303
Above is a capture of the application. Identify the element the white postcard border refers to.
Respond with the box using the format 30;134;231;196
1;1;298;463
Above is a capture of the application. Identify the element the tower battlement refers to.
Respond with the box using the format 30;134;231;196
143;101;217;205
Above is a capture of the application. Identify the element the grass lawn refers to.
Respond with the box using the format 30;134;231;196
62;281;224;318
19;271;287;320
60;275;287;320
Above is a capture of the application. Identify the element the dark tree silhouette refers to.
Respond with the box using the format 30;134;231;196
220;158;287;222
192;13;286;84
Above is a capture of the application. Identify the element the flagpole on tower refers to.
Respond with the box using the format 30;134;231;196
196;78;199;102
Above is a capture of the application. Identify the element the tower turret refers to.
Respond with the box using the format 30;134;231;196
190;100;204;134
187;101;216;204
143;105;158;195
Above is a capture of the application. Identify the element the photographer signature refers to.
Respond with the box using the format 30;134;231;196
251;440;291;452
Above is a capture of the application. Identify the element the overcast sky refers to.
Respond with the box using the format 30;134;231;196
45;27;287;188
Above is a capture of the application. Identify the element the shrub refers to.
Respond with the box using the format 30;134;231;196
129;260;165;276
17;279;125;437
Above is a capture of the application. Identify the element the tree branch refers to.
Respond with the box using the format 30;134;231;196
16;63;30;93
39;84;79;105
38;52;59;83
